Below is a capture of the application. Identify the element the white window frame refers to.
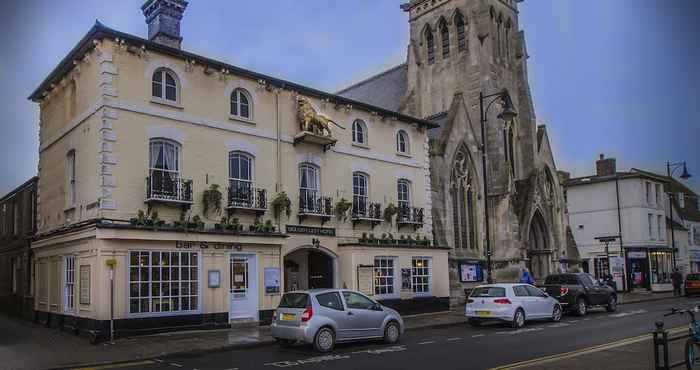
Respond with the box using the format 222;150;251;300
67;150;76;207
128;251;202;317
230;88;252;120
64;256;75;312
152;68;179;103
352;119;367;146
679;193;686;208
353;172;369;215
299;163;320;209
397;179;411;210
648;213;655;241
411;257;432;295
230;257;249;299
229;151;254;191
374;257;398;298
646;182;652;205
658;215;665;241
655;183;662;206
396;130;410;155
148;138;182;199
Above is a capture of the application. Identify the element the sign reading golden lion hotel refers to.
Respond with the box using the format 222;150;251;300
29;0;448;341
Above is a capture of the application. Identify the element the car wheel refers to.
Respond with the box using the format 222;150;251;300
512;309;525;329
606;295;618;312
551;305;563;322
313;327;335;353
468;318;482;327
384;321;401;344
575;298;587;316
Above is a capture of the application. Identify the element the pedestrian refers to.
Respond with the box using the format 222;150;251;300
671;268;683;297
520;267;534;285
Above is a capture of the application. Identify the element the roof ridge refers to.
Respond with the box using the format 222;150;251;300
336;63;408;95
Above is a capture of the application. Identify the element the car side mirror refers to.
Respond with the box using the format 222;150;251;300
372;303;383;311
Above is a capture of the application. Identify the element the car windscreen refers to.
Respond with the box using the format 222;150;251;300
688;274;700;281
470;287;506;298
278;293;310;308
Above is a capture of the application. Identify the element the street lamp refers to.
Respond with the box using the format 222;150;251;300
667;161;692;269
480;89;517;284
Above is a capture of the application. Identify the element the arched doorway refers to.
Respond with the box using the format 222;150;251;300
284;247;337;291
527;211;552;280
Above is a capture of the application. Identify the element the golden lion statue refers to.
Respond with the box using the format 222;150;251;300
297;97;344;137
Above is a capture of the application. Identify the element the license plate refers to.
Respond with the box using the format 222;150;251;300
281;313;296;321
476;311;491;317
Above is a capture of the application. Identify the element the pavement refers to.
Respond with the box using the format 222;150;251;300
0;290;683;370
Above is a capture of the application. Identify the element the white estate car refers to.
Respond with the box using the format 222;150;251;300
465;283;562;329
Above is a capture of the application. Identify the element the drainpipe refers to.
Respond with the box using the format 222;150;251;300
615;176;626;291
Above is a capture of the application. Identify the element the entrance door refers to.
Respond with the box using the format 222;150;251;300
229;254;258;321
630;258;649;291
308;251;333;289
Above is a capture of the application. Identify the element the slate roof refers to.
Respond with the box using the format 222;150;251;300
336;64;409;113
29;23;438;129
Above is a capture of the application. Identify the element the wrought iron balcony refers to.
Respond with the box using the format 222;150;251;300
298;191;333;224
227;182;267;215
146;174;193;205
398;205;424;229
352;201;383;227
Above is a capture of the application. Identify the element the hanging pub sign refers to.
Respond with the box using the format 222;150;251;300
286;225;336;237
176;241;241;250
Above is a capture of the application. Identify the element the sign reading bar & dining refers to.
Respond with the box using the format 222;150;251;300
285;225;336;237
175;241;240;250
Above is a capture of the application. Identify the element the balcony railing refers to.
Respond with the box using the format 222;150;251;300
146;174;193;204
398;205;424;229
298;191;333;224
227;181;267;213
352;201;383;227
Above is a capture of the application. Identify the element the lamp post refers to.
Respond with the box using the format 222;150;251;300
667;161;692;270
479;89;517;284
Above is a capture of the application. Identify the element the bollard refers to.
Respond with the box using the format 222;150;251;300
654;321;667;370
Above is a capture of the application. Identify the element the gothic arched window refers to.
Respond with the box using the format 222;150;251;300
508;126;516;176
426;28;435;65
451;145;478;250
455;11;467;52
496;14;503;59
439;18;450;59
505;19;512;59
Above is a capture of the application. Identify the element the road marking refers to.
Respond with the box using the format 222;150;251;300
489;326;687;370
352;346;407;355
495;327;544;335
154;359;164;363
610;309;647;318
547;323;570;328
265;355;351;367
472;334;485;338
418;340;436;345
170;363;182;368
71;361;155;370
447;337;462;341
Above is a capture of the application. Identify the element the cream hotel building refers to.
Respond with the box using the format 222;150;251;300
29;0;448;340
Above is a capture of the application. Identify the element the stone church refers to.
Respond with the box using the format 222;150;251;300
340;0;577;303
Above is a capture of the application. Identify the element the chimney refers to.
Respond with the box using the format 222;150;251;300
142;0;189;49
596;154;616;177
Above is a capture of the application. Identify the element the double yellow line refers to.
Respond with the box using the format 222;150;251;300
490;326;687;370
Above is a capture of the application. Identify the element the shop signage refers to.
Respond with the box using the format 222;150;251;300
357;265;374;296
286;225;336;237
176;241;240;250
208;270;221;288
627;251;647;259
265;267;281;294
459;263;483;282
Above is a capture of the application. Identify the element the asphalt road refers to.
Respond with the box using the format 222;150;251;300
108;298;700;370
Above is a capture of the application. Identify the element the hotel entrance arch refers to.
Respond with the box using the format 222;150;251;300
284;245;338;291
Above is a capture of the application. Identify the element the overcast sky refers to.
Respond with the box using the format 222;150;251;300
1;0;698;195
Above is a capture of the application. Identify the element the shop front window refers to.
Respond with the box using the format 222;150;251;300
593;257;609;280
129;251;199;315
650;251;672;285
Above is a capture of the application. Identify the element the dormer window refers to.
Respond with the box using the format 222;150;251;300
152;68;179;103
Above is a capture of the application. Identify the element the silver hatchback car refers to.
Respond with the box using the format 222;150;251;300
270;289;405;352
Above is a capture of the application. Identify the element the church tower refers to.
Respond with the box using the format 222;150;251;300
399;0;569;304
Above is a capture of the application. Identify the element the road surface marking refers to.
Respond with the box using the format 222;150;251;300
489;326;687;370
154;359;164;363
495;327;544;335
352;346;407;355
610;309;647;318
547;323;570;328
472;334;485;338
71;361;154;370
265;355;351;367
447;337;462;341
170;364;183;368
223;368;239;370
418;340;436;345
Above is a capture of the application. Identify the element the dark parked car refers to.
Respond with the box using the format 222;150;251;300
540;273;617;316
